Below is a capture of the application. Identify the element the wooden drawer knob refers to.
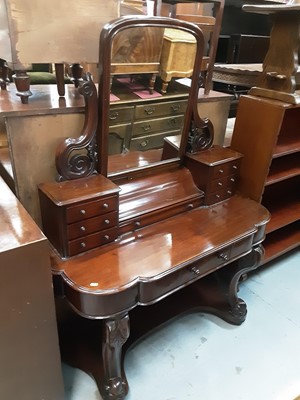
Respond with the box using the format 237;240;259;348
103;203;109;209
80;209;86;215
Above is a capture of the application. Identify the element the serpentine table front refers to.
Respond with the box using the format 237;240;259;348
45;181;269;399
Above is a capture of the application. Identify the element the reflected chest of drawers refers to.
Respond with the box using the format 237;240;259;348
108;95;188;154
185;146;243;206
38;175;120;258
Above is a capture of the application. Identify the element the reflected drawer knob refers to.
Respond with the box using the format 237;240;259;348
171;105;180;112
144;106;155;115
191;266;200;275
230;177;236;183
218;253;228;261
140;140;149;148
104;235;110;240
232;165;238;170
104;219;110;225
80;209;86;215
218;169;224;174
80;226;86;232
227;190;232;195
103;203;109;209
218;182;223;187
109;111;119;120
80;242;86;248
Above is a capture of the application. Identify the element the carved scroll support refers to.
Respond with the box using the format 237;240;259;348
213;245;264;325
102;314;130;400
55;72;98;181
186;114;214;153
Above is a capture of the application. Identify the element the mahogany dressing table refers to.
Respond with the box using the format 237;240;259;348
37;16;270;400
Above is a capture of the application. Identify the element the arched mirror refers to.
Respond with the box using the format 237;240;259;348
55;16;213;182
97;15;212;179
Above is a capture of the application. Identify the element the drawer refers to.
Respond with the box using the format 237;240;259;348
139;234;253;304
67;211;118;240
66;196;118;224
68;227;118;257
109;106;134;125
130;131;181;152
211;160;240;179
139;246;232;304
206;188;234;206
134;99;188;120
208;175;238;193
132;115;184;137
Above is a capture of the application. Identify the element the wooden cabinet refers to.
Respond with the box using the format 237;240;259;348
109;96;188;154
184;146;243;206
38;175;120;258
230;94;300;264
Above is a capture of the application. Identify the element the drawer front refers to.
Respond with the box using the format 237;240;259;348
209;175;238;193
206;188;234;206
68;227;118;257
67;211;118;240
134;99;188;120
109;106;134;125
211;160;240;179
139;234;253;304
139;246;232;304
132;115;184;137
66;196;118;224
130;131;181;151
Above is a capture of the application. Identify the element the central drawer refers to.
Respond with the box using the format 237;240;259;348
130;130;181;151
138;235;253;304
134;99;188;120
132;115;185;137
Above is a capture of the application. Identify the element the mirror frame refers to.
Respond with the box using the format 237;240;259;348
97;15;206;178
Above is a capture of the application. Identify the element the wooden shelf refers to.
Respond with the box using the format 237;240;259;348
230;95;300;264
267;152;300;185
262;221;300;265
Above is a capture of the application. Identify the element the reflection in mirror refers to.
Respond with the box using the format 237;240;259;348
97;16;207;178
107;26;198;176
55;17;212;182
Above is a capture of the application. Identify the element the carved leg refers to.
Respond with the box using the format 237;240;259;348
102;314;130;400
55;63;65;97
12;71;32;104
213;245;263;325
70;63;84;88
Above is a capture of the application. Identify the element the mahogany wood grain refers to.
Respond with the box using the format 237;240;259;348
0;176;64;399
51;194;269;318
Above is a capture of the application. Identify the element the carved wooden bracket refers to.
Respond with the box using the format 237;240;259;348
55;72;98;181
186;109;214;154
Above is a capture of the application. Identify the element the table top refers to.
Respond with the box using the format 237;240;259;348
0;83;232;118
52;194;269;291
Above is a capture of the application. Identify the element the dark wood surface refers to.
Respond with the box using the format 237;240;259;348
230;94;300;264
0;176;64;400
51;194;269;317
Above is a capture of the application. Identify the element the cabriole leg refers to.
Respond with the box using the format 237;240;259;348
102;313;130;399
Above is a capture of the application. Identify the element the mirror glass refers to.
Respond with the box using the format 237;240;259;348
97;17;204;178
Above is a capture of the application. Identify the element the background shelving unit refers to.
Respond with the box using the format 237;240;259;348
230;94;300;265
